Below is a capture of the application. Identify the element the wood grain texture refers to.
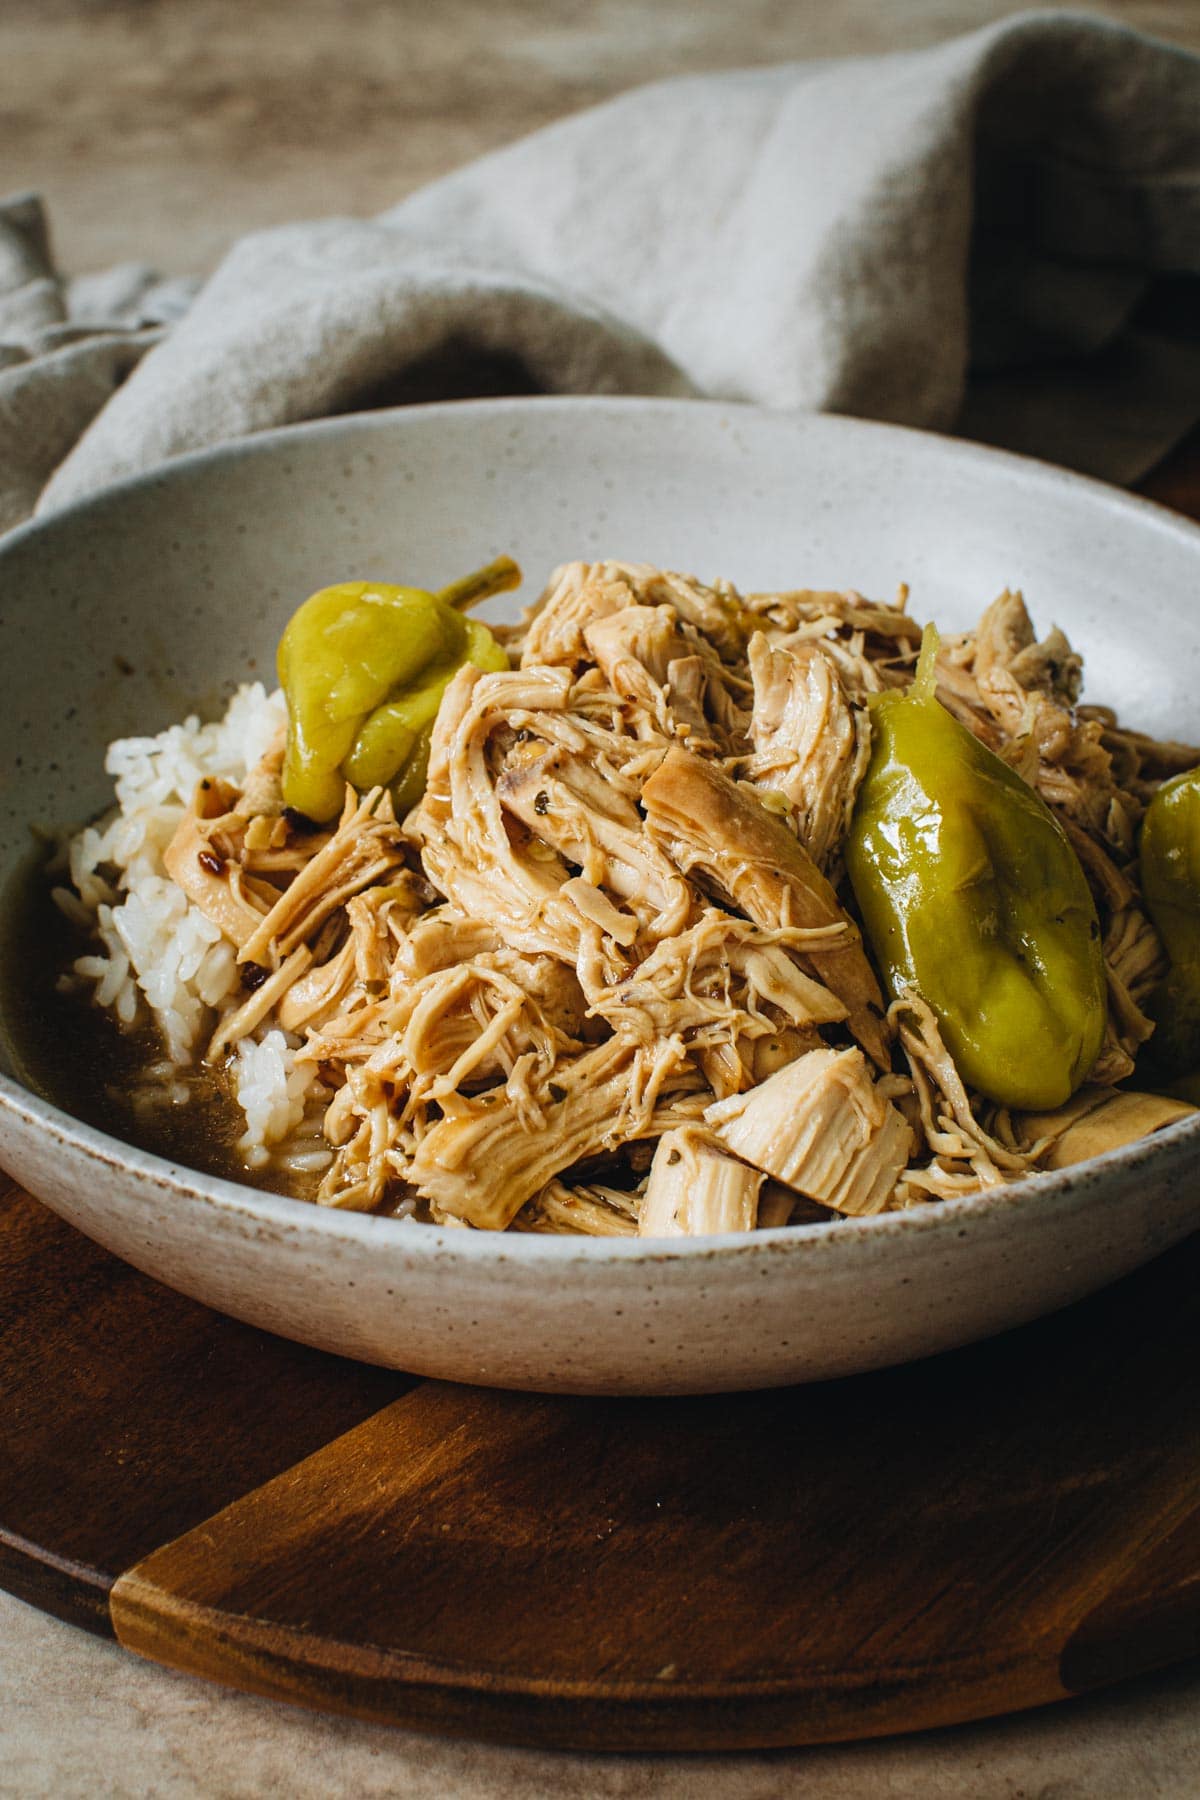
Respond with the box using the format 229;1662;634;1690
1138;424;1200;517
101;1233;1200;1749
0;1180;410;1634
0;1170;1196;1749
1062;1507;1200;1694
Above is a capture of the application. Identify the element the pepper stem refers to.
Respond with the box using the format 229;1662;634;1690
912;621;941;702
436;555;522;613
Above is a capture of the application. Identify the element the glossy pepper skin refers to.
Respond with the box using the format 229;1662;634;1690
845;627;1106;1110
1139;766;1200;1076
278;576;509;823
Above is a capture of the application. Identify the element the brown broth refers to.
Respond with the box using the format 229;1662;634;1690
1;848;319;1198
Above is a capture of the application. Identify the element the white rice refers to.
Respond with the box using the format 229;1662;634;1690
59;683;323;1164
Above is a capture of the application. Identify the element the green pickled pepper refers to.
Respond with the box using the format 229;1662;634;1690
1139;766;1200;1077
845;626;1106;1110
277;559;517;823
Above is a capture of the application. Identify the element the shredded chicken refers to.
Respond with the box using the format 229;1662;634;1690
516;1179;641;1237
409;1036;702;1230
1007;1086;1193;1168
743;634;871;872
706;1048;913;1216
641;746;889;1067
639;1127;764;1235
104;557;1196;1234
888;991;1037;1202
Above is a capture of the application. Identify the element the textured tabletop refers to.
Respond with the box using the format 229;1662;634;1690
3;1590;1200;1798
10;0;1200;277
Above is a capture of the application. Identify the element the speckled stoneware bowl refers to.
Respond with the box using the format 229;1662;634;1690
1;399;1198;1394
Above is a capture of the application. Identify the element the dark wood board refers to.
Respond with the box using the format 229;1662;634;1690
2;437;1199;1750
1;1175;1199;1751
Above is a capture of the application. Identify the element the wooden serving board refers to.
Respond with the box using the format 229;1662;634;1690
2;1172;1199;1752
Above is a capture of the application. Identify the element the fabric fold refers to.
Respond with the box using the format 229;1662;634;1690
0;10;1197;531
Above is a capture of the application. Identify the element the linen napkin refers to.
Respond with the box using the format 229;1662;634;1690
5;9;1200;535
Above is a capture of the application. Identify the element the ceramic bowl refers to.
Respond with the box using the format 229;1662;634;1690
1;398;1198;1394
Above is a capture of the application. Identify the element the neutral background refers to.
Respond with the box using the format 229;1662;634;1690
9;0;1200;278
5;1;1200;1794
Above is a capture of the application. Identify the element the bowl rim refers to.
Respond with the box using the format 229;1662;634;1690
4;1063;1197;1264
4;393;1200;1265
22;389;1200;558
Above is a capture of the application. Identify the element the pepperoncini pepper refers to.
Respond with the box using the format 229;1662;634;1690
1138;766;1200;1078
278;556;518;822
845;626;1106;1110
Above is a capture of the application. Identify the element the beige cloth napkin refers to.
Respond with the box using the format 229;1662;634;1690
4;10;1200;535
